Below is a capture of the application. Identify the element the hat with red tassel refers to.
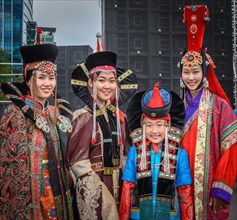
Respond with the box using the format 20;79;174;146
141;82;172;121
134;82;172;170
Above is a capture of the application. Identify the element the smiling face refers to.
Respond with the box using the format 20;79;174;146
89;71;117;102
30;70;56;105
145;117;169;144
182;64;203;92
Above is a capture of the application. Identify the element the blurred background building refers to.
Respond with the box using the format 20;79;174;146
0;0;93;113
0;0;33;72
56;45;93;110
101;0;235;106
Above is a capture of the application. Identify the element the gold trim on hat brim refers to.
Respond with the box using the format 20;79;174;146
71;79;88;87
121;84;138;90
117;69;132;82
80;63;90;78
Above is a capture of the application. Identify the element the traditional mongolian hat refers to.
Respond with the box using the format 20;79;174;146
127;82;186;173
127;83;172;171
71;63;138;109
141;82;172;121
71;33;138;145
1;28;71;120
179;4;230;105
20;28;58;83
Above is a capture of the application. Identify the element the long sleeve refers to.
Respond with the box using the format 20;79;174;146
176;148;194;219
119;181;135;220
211;143;237;203
119;147;137;220
176;148;192;187
177;185;194;220
66;109;93;174
0;105;31;219
210;99;237;204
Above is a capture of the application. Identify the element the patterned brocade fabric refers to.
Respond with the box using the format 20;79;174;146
181;90;237;219
0;104;32;220
119;181;135;220
0;103;74;220
75;171;102;219
177;185;194;219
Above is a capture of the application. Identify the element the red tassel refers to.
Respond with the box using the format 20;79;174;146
91;137;97;145
116;109;124;123
96;32;105;52
35;28;42;45
118;137;123;145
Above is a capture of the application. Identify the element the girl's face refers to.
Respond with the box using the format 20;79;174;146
182;64;203;92
30;70;56;105
89;71;117;102
145;117;168;144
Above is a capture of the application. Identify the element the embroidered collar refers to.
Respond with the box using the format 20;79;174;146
25;95;49;112
186;88;203;107
185;88;203;122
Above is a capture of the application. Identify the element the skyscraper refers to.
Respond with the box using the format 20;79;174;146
0;0;33;71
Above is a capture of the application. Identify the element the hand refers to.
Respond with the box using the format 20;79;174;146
209;197;224;213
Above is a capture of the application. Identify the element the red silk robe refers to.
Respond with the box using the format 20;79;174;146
181;90;237;220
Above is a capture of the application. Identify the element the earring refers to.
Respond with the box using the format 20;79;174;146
203;77;209;88
180;78;185;88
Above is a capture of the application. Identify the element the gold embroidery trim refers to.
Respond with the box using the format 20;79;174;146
106;104;116;113
96;109;104;116
80;63;90;78
104;167;117;175
91;162;103;172
139;195;172;202
71;79;87;86
121;84;138;90
117;69;132;82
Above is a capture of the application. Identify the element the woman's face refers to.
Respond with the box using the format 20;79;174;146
89;71;117;102
30;70;56;104
182;64;203;91
145;117;167;144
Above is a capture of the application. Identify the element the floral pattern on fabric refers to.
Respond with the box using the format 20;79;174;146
76;171;102;220
0;104;32;219
181;90;237;219
177;185;194;219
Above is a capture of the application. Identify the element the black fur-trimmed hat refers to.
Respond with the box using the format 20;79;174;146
20;44;58;64
86;51;117;71
71;63;138;109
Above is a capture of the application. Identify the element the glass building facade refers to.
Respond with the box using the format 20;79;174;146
0;0;33;71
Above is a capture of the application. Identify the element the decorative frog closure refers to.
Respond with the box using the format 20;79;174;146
35;115;50;133
57;115;72;133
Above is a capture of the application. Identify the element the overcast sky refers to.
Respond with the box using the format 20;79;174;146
33;0;101;50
